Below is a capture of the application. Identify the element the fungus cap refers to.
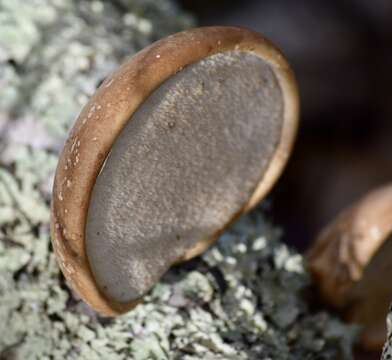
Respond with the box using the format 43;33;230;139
307;184;392;350
51;26;299;315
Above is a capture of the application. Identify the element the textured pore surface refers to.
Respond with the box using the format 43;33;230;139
86;51;284;303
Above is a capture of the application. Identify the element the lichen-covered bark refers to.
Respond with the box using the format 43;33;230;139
0;1;357;359
382;309;392;359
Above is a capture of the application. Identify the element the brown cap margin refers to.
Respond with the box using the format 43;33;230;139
51;26;299;316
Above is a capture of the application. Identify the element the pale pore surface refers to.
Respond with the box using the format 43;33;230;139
86;51;284;303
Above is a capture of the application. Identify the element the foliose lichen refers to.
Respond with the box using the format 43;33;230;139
382;307;392;359
0;0;192;146
0;0;357;359
0;196;357;360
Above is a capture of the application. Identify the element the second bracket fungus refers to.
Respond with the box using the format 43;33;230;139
308;184;392;350
51;26;299;315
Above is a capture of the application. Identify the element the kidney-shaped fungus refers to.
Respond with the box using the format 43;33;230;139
51;26;299;315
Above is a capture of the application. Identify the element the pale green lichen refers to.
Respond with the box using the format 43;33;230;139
0;0;192;144
382;307;392;359
0;197;358;360
0;0;358;359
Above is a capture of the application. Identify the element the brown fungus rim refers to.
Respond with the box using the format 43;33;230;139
50;26;299;316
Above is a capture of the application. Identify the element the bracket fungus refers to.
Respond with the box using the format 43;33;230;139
307;184;392;350
50;26;299;315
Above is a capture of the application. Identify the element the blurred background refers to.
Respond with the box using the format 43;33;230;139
179;0;392;252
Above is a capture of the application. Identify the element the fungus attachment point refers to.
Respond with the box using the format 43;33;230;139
307;184;392;350
51;26;299;315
